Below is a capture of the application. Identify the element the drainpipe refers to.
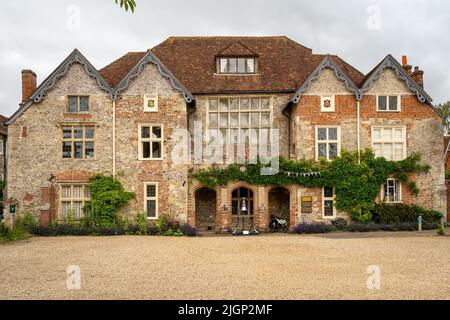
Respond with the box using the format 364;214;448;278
112;99;116;178
357;101;361;164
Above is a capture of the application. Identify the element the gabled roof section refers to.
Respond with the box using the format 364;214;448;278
6;49;113;125
360;54;433;104
99;52;146;87
216;42;258;57
290;55;361;103
111;50;194;103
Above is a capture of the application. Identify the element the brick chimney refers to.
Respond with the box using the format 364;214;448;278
401;55;412;75
21;70;37;105
411;66;424;88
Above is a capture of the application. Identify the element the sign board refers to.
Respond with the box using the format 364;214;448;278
301;196;313;214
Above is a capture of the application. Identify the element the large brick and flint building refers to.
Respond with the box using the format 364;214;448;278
4;36;447;232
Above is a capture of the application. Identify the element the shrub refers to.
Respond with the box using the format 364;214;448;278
134;212;148;235
331;218;348;230
1;222;29;241
126;224;139;235
14;212;37;232
370;204;443;224
295;223;332;234
437;224;445;236
347;223;382;232
155;215;171;233
147;225;159;235
180;224;198;237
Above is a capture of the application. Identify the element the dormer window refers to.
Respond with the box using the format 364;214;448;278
218;57;257;74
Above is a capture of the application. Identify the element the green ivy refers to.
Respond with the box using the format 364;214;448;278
190;150;430;222
84;174;135;227
0;180;5;199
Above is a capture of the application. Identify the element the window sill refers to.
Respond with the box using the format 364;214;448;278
376;110;401;113
61;158;96;161
138;158;164;161
213;73;261;76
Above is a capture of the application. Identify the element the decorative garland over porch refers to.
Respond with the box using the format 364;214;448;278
190;150;431;222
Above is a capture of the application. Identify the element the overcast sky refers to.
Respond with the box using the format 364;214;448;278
1;0;449;116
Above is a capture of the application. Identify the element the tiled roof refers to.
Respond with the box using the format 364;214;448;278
99;36;365;94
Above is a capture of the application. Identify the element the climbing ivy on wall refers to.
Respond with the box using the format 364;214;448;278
190;150;430;222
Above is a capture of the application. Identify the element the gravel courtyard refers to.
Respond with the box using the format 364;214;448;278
1;232;449;300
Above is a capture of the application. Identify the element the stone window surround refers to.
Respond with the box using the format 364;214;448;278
371;126;406;161
59;183;91;220
315;125;341;161
66;95;90;113
376;94;401;112
206;96;273;145
138;123;164;161
144;182;159;220
322;186;336;219
60;123;96;160
381;178;402;203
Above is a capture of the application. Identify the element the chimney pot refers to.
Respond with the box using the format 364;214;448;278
21;69;37;104
402;55;408;66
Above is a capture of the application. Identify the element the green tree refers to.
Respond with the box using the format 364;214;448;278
115;0;136;13
436;101;450;134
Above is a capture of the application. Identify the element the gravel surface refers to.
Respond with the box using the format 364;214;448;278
0;231;449;300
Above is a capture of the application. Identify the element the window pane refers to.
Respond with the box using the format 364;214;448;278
383;143;393;160
251;113;260;127
373;143;382;157
229;58;237;73
251;98;260;110
152;126;162;139
394;128;403;140
378;96;387;110
247;59;255;73
85;127;94;139
240;99;249;110
328;128;338;140
147;200;156;218
147;185;156;198
63;127;72;139
85;142;94;158
73;186;83;198
389;96;398;111
318;143;327;158
209;113;218;128
394;180;401;202
74;142;83;158
394;143;404;160
324;187;333;198
249;129;259;145
62;202;71;217
142;142;151;158
261;98;270;110
219;113;228;127
68;96;78;113
73;202;83;219
318;128;327;140
230;99;239;110
230;113;239;126
324;200;334;217
373;128;381;140
62;142;72;159
152;142;161;158
73;127;83;139
219;99;229;111
80;97;89;112
230;129;239;144
220;59;228;73
240;113;249;127
237;58;246;73
141;126;150;139
209;99;218;111
219;129;227;144
84;187;91;198
260;128;269;145
261;113;270;127
383;128;392;140
329;143;338;159
208;129;218;144
62;186;71;198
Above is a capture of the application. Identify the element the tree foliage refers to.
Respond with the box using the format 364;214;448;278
436;101;450;134
191;150;430;222
115;0;136;13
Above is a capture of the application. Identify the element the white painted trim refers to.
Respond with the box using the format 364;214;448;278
381;178;402;203
144;182;159;220
322;187;336;219
143;94;159;113
371;126;407;161
376;94;401;112
315;125;341;161
138;123;164;161
320;95;335;112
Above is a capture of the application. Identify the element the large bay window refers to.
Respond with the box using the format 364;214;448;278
372;126;406;161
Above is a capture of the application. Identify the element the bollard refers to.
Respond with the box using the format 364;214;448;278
418;215;422;232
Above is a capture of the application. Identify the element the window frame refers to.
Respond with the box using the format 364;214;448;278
322;186;336;219
315;126;341;161
61;125;96;160
206;96;273;146
67;96;90;113
144;182;159;220
143;94;158;113
381;178;402;203
371;126;406;161
138;124;164;161
376;95;401;112
320;95;335;112
217;57;257;74
59;183;91;220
